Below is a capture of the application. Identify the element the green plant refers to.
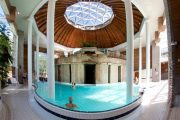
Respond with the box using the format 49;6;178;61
0;22;13;88
81;41;98;47
39;53;47;75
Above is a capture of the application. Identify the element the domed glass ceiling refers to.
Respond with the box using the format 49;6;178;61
64;1;114;30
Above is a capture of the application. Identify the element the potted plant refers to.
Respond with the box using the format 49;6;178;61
0;22;13;88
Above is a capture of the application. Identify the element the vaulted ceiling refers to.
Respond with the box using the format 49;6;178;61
35;0;143;48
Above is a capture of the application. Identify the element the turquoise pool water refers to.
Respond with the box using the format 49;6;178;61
36;82;140;112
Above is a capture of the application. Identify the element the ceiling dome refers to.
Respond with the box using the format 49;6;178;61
35;0;143;48
64;1;114;30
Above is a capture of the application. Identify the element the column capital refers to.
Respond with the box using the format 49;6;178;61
48;0;57;2
27;17;33;23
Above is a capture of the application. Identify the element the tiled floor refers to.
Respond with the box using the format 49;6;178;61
0;81;169;120
168;95;180;120
1;85;44;120
0;100;11;120
135;81;169;120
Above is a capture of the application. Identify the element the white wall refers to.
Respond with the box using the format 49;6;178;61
60;64;70;83
57;63;125;84
141;69;152;82
121;65;126;82
70;64;84;84
96;64;108;84
152;42;161;82
110;64;118;83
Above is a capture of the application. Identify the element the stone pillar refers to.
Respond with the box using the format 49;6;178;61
55;65;58;81
36;34;40;82
71;63;76;83
139;36;142;84
28;18;33;90
125;0;134;101
12;34;18;82
18;31;24;84
146;19;151;83
12;34;18;83
152;41;161;82
47;0;56;98
15;35;18;83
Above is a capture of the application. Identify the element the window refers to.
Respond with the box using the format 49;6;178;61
64;1;114;30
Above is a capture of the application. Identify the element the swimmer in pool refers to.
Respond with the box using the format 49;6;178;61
72;82;76;90
65;97;77;109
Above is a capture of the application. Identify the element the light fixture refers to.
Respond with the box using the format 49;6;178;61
17;11;20;15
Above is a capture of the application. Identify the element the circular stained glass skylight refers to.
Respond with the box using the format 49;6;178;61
64;1;114;30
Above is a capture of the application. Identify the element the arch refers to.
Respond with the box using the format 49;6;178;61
29;0;48;18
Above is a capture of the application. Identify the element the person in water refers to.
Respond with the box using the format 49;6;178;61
65;97;77;109
72;82;76;90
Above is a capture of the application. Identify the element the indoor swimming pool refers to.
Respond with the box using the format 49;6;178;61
35;82;140;112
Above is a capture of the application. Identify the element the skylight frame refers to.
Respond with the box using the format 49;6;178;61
64;1;114;30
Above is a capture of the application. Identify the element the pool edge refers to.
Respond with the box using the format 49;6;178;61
34;93;142;120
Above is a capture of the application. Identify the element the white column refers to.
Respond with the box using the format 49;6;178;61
47;0;56;98
152;41;161;82
139;36;142;84
12;35;18;83
146;19;151;83
15;35;19;83
125;0;134;101
36;34;40;82
28;18;33;90
17;31;24;84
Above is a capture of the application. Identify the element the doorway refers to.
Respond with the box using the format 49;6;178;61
84;64;96;84
57;65;61;82
118;66;122;82
108;65;111;83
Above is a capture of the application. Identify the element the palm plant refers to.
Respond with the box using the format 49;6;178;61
0;22;13;88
